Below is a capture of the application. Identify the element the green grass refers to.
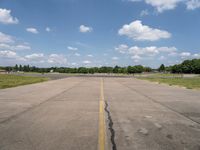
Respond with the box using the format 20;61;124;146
0;74;48;89
139;77;200;90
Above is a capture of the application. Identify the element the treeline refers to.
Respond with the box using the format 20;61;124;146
2;64;152;74
158;58;200;74
3;58;200;74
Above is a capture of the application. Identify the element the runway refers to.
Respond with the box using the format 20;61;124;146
0;77;199;150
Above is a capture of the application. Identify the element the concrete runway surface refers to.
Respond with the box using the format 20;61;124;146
0;77;200;150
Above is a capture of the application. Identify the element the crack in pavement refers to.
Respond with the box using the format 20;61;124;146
104;101;117;150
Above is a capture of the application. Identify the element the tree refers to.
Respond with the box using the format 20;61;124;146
14;64;18;71
113;66;120;73
19;65;22;71
89;68;95;74
78;67;88;74
127;66;136;74
135;65;144;73
158;64;165;72
144;67;152;72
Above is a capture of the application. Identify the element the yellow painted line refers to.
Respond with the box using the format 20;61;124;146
98;78;106;150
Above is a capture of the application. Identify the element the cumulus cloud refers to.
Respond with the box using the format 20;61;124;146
131;55;142;60
145;0;182;12
15;45;31;51
129;46;177;56
25;53;44;61
48;54;67;64
193;53;200;58
83;60;91;64
115;44;200;65
68;46;78;51
180;52;191;58
45;27;51;32
129;0;200;12
79;25;93;33
115;44;129;54
118;20;171;41
186;0;200;10
74;53;80;56
26;28;39;34
0;32;31;51
0;43;31;51
115;44;179;62
0;8;19;24
0;50;17;58
159;55;166;60
71;62;77;66
87;54;93;57
112;57;119;60
140;9;149;16
0;32;14;43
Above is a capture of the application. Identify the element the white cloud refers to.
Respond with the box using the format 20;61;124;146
116;45;177;57
48;54;67;64
115;44;129;54
15;45;31;51
71;62;77;66
0;43;12;50
0;8;19;24
193;53;200;58
145;0;182;12
140;9;149;16
186;0;200;10
0;43;31;51
103;53;108;56
0;50;17;58
115;44;181;63
168;52;178;56
68;46;78;51
83;60;91;64
159;55;166;60
131;55;142;60
74;53;80;56
118;20;171;41
87;54;93;57
129;0;200;12
158;46;177;53
26;28;39;34
112;56;119;60
25;53;44;61
0;32;14;43
79;25;93;33
129;46;159;56
130;46;178;56
45;27;51;32
180;52;191;58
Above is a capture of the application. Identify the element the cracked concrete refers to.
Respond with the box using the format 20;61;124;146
105;101;117;150
0;77;200;150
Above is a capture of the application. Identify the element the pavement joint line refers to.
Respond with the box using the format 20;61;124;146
116;79;200;125
98;78;106;150
0;80;85;124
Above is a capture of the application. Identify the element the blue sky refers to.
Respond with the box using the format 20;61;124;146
0;0;200;68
